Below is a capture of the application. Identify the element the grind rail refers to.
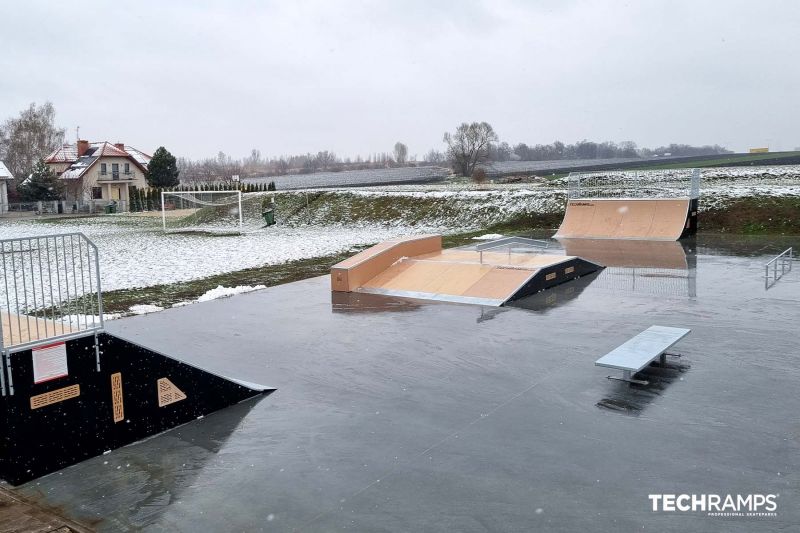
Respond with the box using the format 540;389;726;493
765;247;793;290
475;236;550;264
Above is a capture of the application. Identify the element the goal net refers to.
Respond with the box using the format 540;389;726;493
161;191;243;234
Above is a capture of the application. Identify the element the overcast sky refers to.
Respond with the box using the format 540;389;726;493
1;0;798;159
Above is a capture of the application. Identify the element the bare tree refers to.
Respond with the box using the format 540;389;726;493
393;142;408;165
0;102;65;190
315;150;337;171
443;122;498;177
424;149;446;164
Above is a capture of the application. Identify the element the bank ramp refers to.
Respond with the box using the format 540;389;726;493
331;235;602;306
554;169;700;241
0;233;273;485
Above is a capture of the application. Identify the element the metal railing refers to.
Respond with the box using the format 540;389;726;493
567;168;701;200
0;233;104;354
765;247;793;289
97;170;136;181
475;236;550;264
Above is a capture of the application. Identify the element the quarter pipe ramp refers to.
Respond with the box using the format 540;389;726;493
554;198;698;240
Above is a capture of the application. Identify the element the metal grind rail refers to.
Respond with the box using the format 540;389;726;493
765;247;793;290
475;236;550;264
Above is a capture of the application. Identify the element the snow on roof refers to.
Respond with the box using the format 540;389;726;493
49;141;152;180
45;144;78;164
94;142;129;158
0;161;13;180
125;146;152;167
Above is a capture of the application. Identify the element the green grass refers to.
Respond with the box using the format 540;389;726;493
97;249;363;313
631;151;800;170
91;218;560;313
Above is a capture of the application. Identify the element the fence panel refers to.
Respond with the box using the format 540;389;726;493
0;233;103;353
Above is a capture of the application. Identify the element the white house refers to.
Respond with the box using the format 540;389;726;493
45;140;151;209
0;161;13;214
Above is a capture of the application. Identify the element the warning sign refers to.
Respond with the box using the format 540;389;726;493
157;377;187;407
32;342;69;384
111;372;124;423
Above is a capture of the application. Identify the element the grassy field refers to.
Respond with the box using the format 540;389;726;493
528;151;800;180
629;151;800;170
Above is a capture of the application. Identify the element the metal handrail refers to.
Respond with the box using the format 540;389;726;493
475;236;550;264
765;247;793;289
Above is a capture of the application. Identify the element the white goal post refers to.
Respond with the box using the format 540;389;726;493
161;190;243;234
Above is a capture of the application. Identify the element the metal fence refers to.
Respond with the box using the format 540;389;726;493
0;233;103;353
0;200;129;217
765;247;793;289
566;168;701;200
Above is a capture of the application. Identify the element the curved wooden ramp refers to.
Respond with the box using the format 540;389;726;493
331;235;602;306
554;198;697;241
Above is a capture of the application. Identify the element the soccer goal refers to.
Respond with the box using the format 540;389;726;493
161;190;243;234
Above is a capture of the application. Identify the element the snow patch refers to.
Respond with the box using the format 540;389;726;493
129;304;164;315
196;284;267;302
60;313;121;326
472;233;505;240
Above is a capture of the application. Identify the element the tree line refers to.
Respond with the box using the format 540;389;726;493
0;101;737;191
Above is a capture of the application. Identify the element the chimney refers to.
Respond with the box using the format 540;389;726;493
114;142;125;151
77;140;90;157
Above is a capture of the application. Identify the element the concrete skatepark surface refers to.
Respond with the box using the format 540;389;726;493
8;235;800;532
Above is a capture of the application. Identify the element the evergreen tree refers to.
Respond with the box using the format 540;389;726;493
18;159;64;201
267;181;276;191
146;147;180;188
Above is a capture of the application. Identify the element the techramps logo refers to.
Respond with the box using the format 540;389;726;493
648;494;778;518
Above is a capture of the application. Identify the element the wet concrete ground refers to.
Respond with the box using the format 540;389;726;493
10;235;800;532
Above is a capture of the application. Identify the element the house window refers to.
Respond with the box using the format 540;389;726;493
92;187;103;199
112;163;119;179
124;163;130;174
100;163;107;175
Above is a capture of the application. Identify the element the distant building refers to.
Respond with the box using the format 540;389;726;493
0;160;13;213
749;147;769;154
45;140;151;208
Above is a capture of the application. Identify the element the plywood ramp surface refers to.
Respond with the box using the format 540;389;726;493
422;249;570;269
360;254;579;303
331;234;442;292
2;312;74;346
461;268;535;300
554;199;690;241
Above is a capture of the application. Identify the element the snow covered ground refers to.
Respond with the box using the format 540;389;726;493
0;165;798;297
0;217;430;292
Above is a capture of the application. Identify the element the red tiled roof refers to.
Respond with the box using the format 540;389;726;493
48;141;152;180
45;145;78;164
95;142;129;158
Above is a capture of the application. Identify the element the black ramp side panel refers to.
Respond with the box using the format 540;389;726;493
505;257;604;303
680;198;699;238
0;333;273;485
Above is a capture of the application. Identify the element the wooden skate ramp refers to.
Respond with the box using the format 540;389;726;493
331;236;602;306
554;198;694;241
